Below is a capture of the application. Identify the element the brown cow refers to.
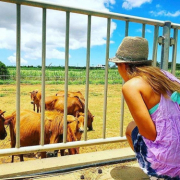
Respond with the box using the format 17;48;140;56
4;110;83;162
0;110;7;140
57;111;85;156
56;90;85;101
30;90;41;113
45;96;94;130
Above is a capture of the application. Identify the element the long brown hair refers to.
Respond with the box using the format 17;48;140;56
125;62;180;96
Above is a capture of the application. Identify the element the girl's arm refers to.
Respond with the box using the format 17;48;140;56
122;78;157;141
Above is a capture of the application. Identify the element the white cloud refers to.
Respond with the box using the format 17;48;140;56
156;4;161;8
122;0;152;10
8;54;28;65
136;28;152;33
150;10;180;17
146;29;152;33
47;49;66;59
0;28;16;50
0;0;116;65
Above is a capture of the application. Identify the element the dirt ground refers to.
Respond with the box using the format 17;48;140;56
16;160;149;180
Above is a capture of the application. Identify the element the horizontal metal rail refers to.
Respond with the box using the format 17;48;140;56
1;0;180;29
0;136;127;156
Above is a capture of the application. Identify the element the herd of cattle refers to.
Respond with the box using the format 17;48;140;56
0;90;95;162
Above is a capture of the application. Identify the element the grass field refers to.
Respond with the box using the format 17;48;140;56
0;66;123;85
0;83;133;164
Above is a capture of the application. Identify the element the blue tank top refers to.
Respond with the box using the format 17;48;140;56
149;91;180;115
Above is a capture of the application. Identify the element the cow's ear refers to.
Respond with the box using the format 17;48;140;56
75;111;79;118
66;115;76;123
4;117;13;125
0;111;6;116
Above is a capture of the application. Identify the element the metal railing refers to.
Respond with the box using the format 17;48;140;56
0;0;179;158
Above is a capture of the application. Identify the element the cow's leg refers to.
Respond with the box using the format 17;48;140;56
60;149;65;156
37;104;39;113
68;147;79;155
41;152;46;159
33;104;35;111
11;155;14;163
20;154;24;162
54;150;58;157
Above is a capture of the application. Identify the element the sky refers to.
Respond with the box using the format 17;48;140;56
0;0;180;67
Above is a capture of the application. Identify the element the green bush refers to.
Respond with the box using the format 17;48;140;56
0;61;10;80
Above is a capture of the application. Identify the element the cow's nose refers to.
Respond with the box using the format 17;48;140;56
31;101;34;104
79;128;84;133
88;126;93;131
0;131;7;140
46;152;54;158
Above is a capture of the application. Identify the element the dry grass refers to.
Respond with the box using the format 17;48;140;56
0;84;133;164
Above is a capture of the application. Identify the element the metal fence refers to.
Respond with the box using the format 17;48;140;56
0;0;179;161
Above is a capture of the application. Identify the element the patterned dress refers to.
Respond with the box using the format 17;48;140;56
132;70;180;179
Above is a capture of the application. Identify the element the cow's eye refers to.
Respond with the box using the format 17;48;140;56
49;130;52;135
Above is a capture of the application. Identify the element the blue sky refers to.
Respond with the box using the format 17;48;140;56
0;0;180;67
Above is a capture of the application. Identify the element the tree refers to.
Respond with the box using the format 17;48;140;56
0;61;10;80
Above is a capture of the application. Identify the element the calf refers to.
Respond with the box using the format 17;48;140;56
0;110;7;140
57;112;85;156
30;90;41;113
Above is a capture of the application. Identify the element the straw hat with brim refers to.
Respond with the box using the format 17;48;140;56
109;36;152;64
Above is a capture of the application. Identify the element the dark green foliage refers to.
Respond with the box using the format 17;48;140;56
0;61;10;80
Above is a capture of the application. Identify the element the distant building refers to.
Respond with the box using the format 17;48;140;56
96;64;105;68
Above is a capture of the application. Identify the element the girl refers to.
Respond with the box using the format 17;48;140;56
109;36;180;179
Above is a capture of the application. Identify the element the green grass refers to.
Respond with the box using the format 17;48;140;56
0;94;5;97
0;66;122;85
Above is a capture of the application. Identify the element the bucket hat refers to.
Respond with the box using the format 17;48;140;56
109;36;152;63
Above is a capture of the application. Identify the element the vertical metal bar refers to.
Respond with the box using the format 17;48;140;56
120;21;129;137
63;11;70;143
40;8;46;146
125;21;129;38
84;15;91;141
16;4;21;148
102;18;111;139
161;21;171;70
142;24;145;38
171;28;178;75
152;25;159;67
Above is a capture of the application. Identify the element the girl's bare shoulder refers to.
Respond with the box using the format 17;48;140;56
122;76;160;110
122;77;149;92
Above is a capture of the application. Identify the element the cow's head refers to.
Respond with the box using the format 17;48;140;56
29;90;38;104
0;110;7;140
87;111;94;131
76;112;84;132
